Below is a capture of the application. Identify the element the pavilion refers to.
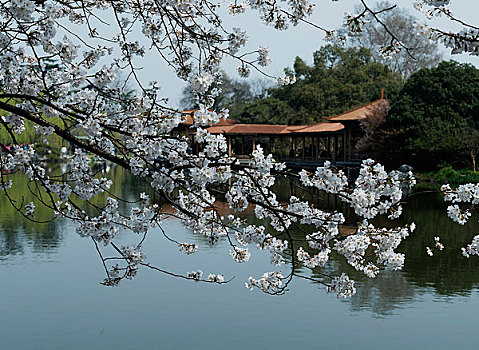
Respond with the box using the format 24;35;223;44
181;98;389;168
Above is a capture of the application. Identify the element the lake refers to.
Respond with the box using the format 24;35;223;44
1;165;479;349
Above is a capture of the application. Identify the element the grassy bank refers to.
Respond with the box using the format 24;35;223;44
415;165;479;190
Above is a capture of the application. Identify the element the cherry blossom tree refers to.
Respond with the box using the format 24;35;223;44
0;0;477;297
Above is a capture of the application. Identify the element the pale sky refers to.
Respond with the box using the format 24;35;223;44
133;0;479;107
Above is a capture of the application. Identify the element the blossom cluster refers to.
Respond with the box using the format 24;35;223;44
442;183;478;225
245;271;284;294
235;225;288;266
300;159;415;220
461;236;479;258
179;243;199;255
426;237;444;256
441;183;479;258
327;273;356;298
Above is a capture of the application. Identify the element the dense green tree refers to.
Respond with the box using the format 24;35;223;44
236;97;294;124
381;61;479;170
234;45;403;125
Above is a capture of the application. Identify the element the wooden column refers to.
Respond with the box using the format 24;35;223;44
348;127;352;161
332;135;337;163
327;135;331;158
281;136;285;160
228;136;232;156
302;136;305;161
292;137;296;159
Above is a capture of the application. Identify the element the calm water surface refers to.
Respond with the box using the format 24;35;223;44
1;167;479;349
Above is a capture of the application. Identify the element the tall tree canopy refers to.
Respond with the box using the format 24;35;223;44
235;45;403;125
340;1;443;78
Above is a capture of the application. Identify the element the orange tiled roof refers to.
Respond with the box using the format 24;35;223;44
207;123;345;135
216;118;237;126
207;124;290;135
189;99;387;135
281;125;308;133
205;125;236;134
324;99;389;122
292;122;344;133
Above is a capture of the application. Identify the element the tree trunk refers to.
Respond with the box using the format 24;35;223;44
471;151;476;173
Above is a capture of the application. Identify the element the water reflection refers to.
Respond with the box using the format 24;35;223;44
0;169;64;258
0;164;150;259
0;222;62;259
382;193;479;296
351;271;416;316
1;165;479;315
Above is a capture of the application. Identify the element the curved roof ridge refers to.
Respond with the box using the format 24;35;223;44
324;99;389;122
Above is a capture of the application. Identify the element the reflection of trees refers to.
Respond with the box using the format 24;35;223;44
307;254;417;315
0;222;62;258
349;272;415;315
0;229;24;257
0;169;63;257
0;163;150;257
376;193;479;296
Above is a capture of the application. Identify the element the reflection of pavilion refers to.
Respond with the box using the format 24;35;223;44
181;99;389;169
